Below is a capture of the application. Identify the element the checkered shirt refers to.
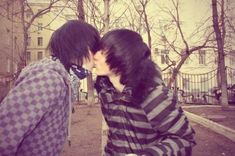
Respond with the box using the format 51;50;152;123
0;58;70;156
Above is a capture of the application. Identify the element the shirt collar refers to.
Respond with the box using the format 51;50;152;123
98;76;134;104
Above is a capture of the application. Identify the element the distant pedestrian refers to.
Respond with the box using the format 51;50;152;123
0;20;99;156
94;29;196;156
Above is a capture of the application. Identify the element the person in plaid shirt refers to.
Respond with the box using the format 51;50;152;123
94;29;196;156
0;20;100;156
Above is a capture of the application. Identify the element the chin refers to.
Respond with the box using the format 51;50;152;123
96;73;105;76
96;72;107;76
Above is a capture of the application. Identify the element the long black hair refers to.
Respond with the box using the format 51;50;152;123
97;29;162;104
48;20;100;71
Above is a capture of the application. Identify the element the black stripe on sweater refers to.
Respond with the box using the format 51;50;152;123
107;120;156;134
143;87;169;114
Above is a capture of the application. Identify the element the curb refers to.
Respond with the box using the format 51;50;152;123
182;105;221;109
184;111;235;142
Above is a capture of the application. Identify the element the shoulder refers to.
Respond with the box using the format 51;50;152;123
15;63;67;90
16;58;68;85
141;84;176;109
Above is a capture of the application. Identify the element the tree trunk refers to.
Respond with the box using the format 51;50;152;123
19;0;27;73
101;0;110;155
143;8;151;50
168;44;208;87
212;0;229;108
168;53;188;88
77;0;95;105
103;0;110;32
77;0;85;21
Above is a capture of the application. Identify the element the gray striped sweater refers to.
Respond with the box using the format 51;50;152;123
95;77;196;156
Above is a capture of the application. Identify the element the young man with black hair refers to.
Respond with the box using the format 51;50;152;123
0;20;100;156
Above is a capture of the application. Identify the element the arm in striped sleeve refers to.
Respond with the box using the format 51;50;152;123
142;85;196;156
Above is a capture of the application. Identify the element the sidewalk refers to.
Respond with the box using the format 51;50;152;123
61;105;102;156
61;104;235;156
192;121;235;156
183;104;235;141
183;105;235;130
183;104;235;156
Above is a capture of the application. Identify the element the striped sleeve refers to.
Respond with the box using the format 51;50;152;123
141;85;196;156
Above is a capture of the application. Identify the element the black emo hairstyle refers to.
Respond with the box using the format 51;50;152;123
47;20;100;71
98;29;162;104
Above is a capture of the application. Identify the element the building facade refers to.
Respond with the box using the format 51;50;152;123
26;0;77;64
0;0;24;102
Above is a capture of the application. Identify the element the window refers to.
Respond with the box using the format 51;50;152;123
229;55;235;66
200;77;209;92
185;57;189;64
14;63;18;73
161;55;165;64
6;29;10;45
154;48;159;56
65;14;77;20
165;55;169;64
37;37;43;46
7;58;11;73
163;78;169;85
37;51;43;60
14;36;17;49
27;37;31;46
38;23;43;31
233;71;235;83
7;2;10;19
26;11;31;18
214;56;217;64
182;78;190;90
160;50;169;64
37;9;43;18
26;51;31;62
199;50;206;64
136;4;143;12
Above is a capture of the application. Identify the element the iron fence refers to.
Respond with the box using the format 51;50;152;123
162;67;235;105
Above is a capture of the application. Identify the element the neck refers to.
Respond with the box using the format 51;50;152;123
108;74;125;92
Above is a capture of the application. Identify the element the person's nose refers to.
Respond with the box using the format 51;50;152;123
93;55;99;63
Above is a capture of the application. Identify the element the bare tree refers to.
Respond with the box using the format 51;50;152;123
85;0;130;34
222;0;235;55
0;0;61;75
123;4;142;33
77;0;85;20
76;0;96;105
156;0;214;87
101;0;110;155
103;0;110;32
19;0;60;71
131;0;152;50
84;0;103;32
212;0;229;107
